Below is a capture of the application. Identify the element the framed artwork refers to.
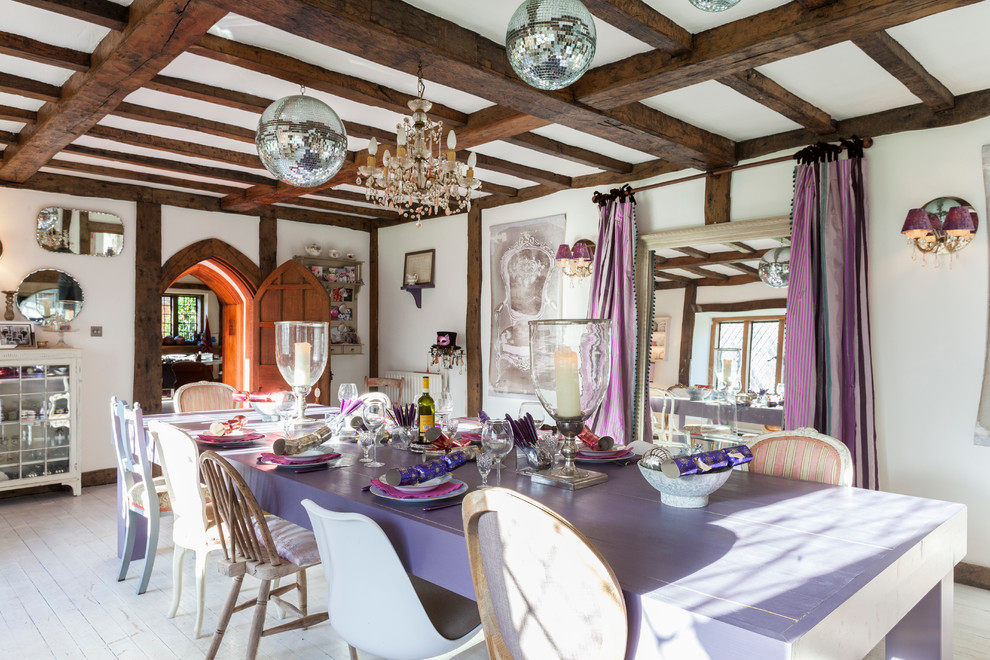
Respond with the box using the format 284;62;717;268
403;249;435;286
0;323;35;348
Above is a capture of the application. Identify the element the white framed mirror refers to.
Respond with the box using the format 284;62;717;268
15;268;84;326
36;206;124;256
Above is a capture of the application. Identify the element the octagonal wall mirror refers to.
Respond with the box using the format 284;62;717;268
15;268;84;325
36;206;124;256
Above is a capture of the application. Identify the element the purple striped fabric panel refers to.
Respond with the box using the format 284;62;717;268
784;165;816;430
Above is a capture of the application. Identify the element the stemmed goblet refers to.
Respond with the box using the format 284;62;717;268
338;382;359;406
476;452;494;489
272;391;298;439
274;321;329;425
481;419;513;487
361;395;387;468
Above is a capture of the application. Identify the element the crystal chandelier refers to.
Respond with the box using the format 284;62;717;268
506;0;597;91
689;0;741;11
256;89;348;187
357;66;481;225
758;246;790;288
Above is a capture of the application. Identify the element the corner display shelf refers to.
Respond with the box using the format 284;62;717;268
0;348;82;496
294;255;364;356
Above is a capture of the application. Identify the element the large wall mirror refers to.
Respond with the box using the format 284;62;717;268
634;216;792;441
16;268;84;324
37;206;124;256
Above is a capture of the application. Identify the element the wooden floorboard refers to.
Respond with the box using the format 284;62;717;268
0;485;986;658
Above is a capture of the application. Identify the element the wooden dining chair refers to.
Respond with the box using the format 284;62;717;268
746;427;854;487
364;376;403;404
110;396;172;594
199;451;328;660
302;499;482;660
149;421;223;638
173;381;238;413
462;488;627;660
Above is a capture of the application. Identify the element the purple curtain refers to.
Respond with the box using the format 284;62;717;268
587;186;640;443
784;139;877;489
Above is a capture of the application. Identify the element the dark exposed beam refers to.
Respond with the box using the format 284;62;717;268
726;262;760;276
727;241;758;253
695;297;787;313
473;153;570;189
10;0;129;31
718;69;835;134
0;31;91;71
672;247;710;260
654;248;769;273
86;124;261;169
678;284;697;385
852;31;954;111
0;71;60;102
503;132;632;174
705;172;731;225
0;0;229;183
44;157;245;195
681;265;729;280
113;102;256;143
575;0;981;109
655;273;761;290
583;0;692;54
0;104;37;123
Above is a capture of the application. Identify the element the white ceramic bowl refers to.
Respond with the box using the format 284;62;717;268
638;462;731;508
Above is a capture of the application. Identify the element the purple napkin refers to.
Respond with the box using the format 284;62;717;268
198;432;266;443
259;452;340;465
369;478;462;499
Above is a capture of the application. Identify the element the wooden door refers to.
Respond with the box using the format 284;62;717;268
252;260;332;403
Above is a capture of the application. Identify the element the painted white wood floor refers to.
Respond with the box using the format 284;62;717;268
1;485;987;659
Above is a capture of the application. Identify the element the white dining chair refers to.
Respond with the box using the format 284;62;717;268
111;396;171;594
745;427;854;487
173;381;238;413
149;421;222;638
302;499;483;660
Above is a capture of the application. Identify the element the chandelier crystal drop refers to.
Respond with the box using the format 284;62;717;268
506;0;597;91
256;92;348;187
357;67;481;225
758;247;790;288
689;0;741;12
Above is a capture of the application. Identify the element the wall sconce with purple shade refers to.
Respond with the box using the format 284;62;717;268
901;197;978;266
556;239;596;279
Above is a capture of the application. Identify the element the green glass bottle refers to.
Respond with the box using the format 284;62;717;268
417;376;435;442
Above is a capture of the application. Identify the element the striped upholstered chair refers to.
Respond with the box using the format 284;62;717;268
173;381;238;413
745;427;853;487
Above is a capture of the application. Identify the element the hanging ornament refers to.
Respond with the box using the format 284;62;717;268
256;90;348;187
506;0;597;91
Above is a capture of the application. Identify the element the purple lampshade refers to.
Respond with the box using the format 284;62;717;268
943;205;977;237
571;242;592;261
900;208;933;239
555;244;573;261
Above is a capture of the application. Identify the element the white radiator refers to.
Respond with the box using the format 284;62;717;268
382;370;441;405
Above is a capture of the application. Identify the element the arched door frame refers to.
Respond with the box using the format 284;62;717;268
161;240;261;393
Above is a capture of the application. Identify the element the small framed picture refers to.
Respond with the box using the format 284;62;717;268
0;323;35;348
403;249;435;286
309;266;323;279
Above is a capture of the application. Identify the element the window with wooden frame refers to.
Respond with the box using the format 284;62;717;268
161;294;203;339
709;315;785;394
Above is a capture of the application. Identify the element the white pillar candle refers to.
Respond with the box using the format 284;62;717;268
42;299;51;317
554;346;582;418
293;341;312;386
722;357;733;387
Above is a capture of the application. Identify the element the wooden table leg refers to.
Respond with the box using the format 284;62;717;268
885;572;953;659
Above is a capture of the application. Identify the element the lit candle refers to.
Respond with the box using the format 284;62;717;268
722;357;733;387
42;299;51;317
293;341;312;386
554;346;582;418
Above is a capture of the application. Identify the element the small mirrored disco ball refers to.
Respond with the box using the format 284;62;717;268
506;0;597;91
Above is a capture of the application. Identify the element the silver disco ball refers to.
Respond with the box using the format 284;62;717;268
506;0;597;91
758;247;790;288
689;0;741;12
256;95;348;187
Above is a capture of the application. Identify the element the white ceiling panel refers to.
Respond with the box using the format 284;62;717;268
398;0;651;65
529;124;658;164
209;14;493;114
53;151;253;189
0;120;25;133
472;167;539;189
641;80;803;141
887;2;990;96
642;0;791;34
96;115;257;155
122;88;261;130
1;0;111;52
38;167;227;197
470;141;602;178
756;42;921;120
0;92;44;111
0;53;73;87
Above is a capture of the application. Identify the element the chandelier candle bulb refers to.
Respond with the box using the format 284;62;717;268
554;346;582;418
293;341;311;386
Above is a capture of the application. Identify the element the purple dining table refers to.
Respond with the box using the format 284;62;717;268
138;408;965;659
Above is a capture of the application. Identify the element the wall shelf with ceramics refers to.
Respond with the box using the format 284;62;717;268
401;283;435;309
293;256;364;355
0;348;81;496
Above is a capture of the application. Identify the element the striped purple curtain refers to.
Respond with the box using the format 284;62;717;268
783;139;877;489
587;186;640;443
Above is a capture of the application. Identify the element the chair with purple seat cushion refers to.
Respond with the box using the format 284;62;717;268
745;427;853;487
199;451;328;660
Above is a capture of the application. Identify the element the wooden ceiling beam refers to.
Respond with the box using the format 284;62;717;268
726;262;760;275
503;131;631;174
270;195;395;220
852;31;954;111
655;272;761;291
655;271;694;283
0;0;230;183
43;157;245;195
582;0;692;54
680;265;729;280
672;246;710;260
222;0;736;169
86;124;262;169
473;153;570;189
575;0;981;109
797;0;839;8
0;71;60;102
718;69;835;134
727;241;758;253
0;104;37;123
0;30;91;72
654;248;770;272
10;0;129;31
113;102;256;143
147;74;269;113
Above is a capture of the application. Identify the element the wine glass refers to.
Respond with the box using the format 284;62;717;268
444;415;459;437
477;452;494;489
518;400;546;429
358;431;376;464
271;391;297;439
481;419;513;487
361;397;387;468
338;382;358;406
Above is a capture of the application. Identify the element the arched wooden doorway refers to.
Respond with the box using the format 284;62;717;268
161;239;261;393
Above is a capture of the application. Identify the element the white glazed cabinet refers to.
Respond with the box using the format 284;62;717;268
0;349;81;495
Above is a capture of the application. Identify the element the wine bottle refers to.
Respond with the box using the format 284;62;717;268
417;376;435;442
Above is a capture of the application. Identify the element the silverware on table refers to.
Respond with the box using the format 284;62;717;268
422;500;463;512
